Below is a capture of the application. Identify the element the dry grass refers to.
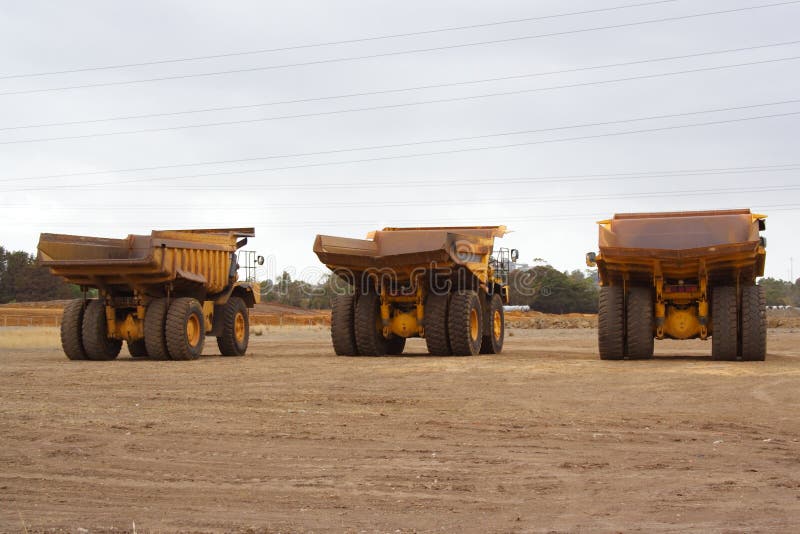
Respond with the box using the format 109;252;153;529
0;327;61;349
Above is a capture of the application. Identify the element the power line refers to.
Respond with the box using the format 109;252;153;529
7;205;799;231
4;39;798;132
0;1;680;80
2;185;798;211
153;164;800;191
3;98;798;183
3;55;799;146
5;160;799;192
2;1;797;97
6;164;800;194
4;110;799;193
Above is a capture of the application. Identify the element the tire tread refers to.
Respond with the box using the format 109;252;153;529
598;286;625;360
711;286;738;361
60;299;87;360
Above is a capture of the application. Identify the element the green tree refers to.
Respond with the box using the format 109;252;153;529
0;247;74;303
509;265;599;313
759;277;797;306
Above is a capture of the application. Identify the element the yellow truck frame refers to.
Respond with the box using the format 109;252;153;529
38;228;261;361
314;226;517;356
587;209;767;361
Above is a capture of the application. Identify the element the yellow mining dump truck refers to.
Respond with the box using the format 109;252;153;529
586;209;767;361
38;228;262;361
313;226;518;356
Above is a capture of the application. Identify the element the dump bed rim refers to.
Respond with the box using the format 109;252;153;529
597;241;760;261
608;209;753;221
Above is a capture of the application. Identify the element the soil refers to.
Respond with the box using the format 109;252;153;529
1;327;800;533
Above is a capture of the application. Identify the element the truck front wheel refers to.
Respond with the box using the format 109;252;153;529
217;296;249;356
480;293;504;354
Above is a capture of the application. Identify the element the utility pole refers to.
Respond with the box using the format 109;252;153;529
791;257;795;282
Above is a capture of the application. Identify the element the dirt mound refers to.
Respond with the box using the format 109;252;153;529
251;303;330;326
506;310;598;329
768;308;800;328
0;300;71;309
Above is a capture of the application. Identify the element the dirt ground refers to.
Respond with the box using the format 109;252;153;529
1;327;800;533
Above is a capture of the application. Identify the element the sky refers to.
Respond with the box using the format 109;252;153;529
1;0;798;282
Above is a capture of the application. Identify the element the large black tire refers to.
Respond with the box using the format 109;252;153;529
81;300;122;361
144;298;170;360
598;286;625;360
354;291;387;356
127;339;148;358
448;290;483;356
166;298;205;360
60;299;87;360
626;287;654;360
216;296;249;356
711;286;738;361
386;336;406;355
740;285;767;361
424;292;451;355
330;292;359;356
479;293;504;354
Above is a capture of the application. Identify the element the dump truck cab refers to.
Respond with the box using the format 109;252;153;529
587;209;767;361
38;228;262;361
314;226;517;356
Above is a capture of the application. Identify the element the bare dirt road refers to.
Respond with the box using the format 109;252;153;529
1;327;800;533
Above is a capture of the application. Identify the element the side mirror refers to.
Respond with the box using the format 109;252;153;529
510;249;519;262
586;252;597;267
257;255;265;266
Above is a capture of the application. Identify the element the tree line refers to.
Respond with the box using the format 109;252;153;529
759;277;800;306
0;247;76;304
259;265;601;314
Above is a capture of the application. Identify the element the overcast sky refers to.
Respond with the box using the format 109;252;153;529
1;0;798;282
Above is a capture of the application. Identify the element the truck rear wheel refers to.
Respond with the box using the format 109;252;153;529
740;285;767;361
480;293;504;354
424;293;451;356
60;299;87;360
81;300;122;361
711;286;738;361
217;296;249;356
127;339;148;358
330;292;359;356
448;290;483;356
598;286;624;360
354;291;387;356
626;287;654;359
166;297;205;360
144;298;170;360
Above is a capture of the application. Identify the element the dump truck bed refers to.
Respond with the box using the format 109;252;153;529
595;210;765;283
314;226;506;283
38;228;254;294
